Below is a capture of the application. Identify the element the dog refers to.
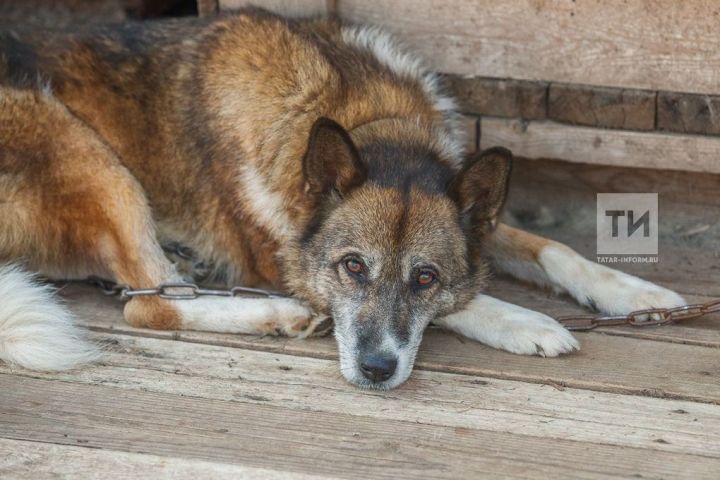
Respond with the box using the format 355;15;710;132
0;9;685;388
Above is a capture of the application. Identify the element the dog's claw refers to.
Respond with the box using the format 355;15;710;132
309;317;334;337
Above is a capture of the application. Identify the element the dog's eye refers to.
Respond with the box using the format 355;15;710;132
344;258;365;276
415;269;437;288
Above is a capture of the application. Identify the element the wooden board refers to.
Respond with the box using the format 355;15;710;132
2;367;720;478
219;0;329;16
658;91;720;136
481;117;720;175
6;333;720;457
0;439;327;480
197;0;219;17
336;0;720;95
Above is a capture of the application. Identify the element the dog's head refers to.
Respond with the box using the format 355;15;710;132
286;117;511;389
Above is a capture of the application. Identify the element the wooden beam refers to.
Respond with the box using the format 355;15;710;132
0;439;326;480
658;91;720;136
548;84;656;131
197;0;218;16
338;0;720;95
480;117;720;175
448;76;547;120
4;334;720;458
219;0;328;16
2;368;720;477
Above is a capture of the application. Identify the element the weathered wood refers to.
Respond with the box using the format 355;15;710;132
548;84;656;131
481;117;720;175
2;374;719;479
5;333;720;457
658;92;720;136
0;0;126;27
448;76;547;120
59;286;720;403
510;157;720;215
197;0;219;16
0;439;327;480
219;0;328;16
335;0;720;95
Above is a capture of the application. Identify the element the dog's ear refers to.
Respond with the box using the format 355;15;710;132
302;117;366;198
449;147;512;233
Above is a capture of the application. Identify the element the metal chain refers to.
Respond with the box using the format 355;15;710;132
87;242;719;331
85;243;288;300
556;299;720;331
86;277;288;301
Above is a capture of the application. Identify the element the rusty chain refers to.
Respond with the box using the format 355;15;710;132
85;243;286;300
83;243;719;331
86;277;287;301
556;299;720;331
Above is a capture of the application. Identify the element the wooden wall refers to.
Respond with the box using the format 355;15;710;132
217;0;720;174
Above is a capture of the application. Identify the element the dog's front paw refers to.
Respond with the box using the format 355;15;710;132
539;245;686;320
281;314;333;339
581;270;686;318
494;310;580;357
267;300;333;338
436;295;579;357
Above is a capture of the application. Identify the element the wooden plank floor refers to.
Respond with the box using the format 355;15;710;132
1;160;719;479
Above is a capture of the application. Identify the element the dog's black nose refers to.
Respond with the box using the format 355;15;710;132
359;355;397;383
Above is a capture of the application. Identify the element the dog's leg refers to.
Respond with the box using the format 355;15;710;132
433;294;579;357
434;223;685;357
169;296;330;337
484;223;686;315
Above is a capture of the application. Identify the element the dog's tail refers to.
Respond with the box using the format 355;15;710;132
0;264;100;371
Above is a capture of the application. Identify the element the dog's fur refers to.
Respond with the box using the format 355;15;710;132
0;10;685;388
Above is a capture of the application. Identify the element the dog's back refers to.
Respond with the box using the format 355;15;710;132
1;10;463;250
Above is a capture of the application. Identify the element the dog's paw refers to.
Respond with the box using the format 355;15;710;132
580;269;686;318
267;301;333;339
539;245;686;319
493;310;580;357
435;295;579;357
279;314;333;339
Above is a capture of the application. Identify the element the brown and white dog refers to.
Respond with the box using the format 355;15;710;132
0;10;685;388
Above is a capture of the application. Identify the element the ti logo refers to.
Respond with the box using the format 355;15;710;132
605;209;651;238
596;194;658;261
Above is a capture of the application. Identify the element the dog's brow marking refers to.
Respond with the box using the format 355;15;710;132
238;164;297;240
394;193;410;249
